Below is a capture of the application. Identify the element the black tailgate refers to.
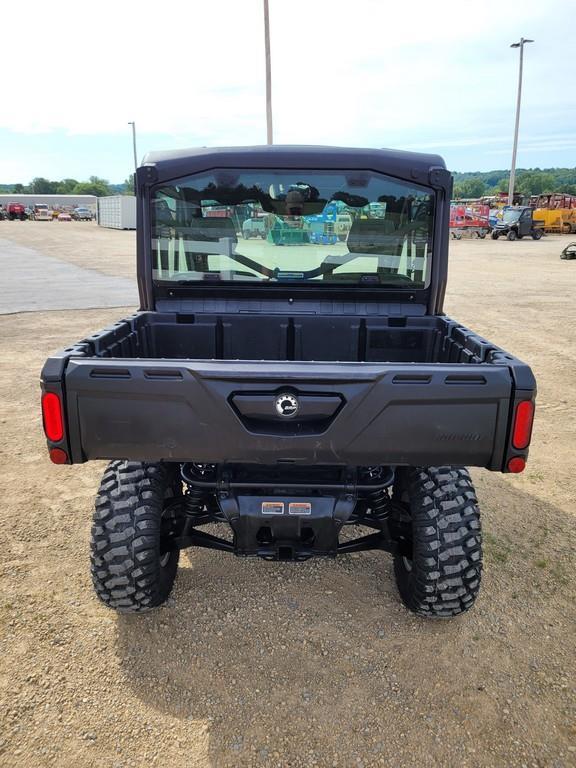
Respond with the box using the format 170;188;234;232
63;359;513;469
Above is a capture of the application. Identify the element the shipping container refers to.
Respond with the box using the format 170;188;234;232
97;195;136;230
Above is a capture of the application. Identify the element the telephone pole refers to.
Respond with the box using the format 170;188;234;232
508;38;534;206
263;0;273;144
128;121;138;174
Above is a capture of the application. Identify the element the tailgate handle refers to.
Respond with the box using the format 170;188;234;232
231;393;343;422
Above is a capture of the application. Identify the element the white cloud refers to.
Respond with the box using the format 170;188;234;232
1;0;574;169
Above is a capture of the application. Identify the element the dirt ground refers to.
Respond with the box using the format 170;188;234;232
0;222;574;768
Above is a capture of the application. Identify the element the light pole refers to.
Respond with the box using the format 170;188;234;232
508;38;534;206
128;121;138;176
263;0;273;144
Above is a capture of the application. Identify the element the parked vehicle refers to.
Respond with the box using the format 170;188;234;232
532;207;576;234
41;146;536;618
7;202;27;220
305;202;353;244
242;217;267;239
450;203;490;239
491;207;544;240
34;204;53;221
560;242;576;260
57;212;72;221
71;207;93;221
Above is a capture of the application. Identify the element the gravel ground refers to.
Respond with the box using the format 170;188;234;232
0;222;574;767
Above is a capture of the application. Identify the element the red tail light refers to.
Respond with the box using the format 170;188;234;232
42;392;64;442
512;400;534;450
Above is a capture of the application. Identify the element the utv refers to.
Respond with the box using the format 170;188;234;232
491;206;544;240
41;146;536;618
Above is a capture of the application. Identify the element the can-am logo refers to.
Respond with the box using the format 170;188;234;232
275;393;299;418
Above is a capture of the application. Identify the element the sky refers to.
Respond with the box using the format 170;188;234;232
1;0;575;183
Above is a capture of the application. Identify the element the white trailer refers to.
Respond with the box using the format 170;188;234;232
97;195;137;230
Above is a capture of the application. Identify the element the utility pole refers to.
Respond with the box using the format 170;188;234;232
508;38;534;206
263;0;273;144
128;121;138;175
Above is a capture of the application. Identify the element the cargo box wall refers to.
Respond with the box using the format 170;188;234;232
61;311;511;367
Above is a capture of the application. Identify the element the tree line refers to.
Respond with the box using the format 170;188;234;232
1;168;575;200
0;175;134;197
453;167;576;199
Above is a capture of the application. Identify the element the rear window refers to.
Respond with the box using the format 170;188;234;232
151;169;434;289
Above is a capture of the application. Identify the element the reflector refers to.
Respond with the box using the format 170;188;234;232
507;457;526;473
42;392;63;442
49;448;68;465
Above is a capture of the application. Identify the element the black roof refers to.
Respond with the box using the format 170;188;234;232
140;145;449;190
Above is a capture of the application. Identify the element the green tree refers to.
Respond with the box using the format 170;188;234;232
453;178;486;199
515;171;556;196
72;176;111;197
12;183;26;193
123;174;135;195
56;178;79;194
30;177;58;194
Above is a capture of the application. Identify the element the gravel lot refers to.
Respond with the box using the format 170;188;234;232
0;221;574;767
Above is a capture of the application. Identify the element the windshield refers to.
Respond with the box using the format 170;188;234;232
151;169;434;288
502;209;521;224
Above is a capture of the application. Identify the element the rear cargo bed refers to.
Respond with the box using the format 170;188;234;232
42;311;535;470
56;310;513;365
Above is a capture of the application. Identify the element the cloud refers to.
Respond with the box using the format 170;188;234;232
1;0;574;176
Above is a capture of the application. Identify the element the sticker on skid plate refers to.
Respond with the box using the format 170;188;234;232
261;501;285;515
289;502;312;516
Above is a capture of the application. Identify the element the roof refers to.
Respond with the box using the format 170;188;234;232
140;145;449;189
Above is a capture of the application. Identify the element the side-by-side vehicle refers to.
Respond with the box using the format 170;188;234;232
41;146;536;617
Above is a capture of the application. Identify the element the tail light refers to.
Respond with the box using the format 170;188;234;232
512;400;535;449
41;392;64;442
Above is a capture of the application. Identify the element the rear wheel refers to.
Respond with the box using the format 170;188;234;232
392;466;482;618
491;231;499;240
91;460;182;613
532;230;543;240
507;229;517;241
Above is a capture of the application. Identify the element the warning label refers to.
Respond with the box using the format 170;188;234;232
261;501;285;515
289;502;312;516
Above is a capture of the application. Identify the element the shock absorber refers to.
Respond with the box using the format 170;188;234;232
183;484;206;518
364;486;390;520
181;463;223;523
360;466;392;522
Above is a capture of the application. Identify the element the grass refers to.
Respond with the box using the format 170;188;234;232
483;531;513;564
